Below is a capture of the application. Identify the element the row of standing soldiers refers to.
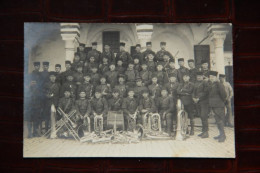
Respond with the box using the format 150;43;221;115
25;41;233;143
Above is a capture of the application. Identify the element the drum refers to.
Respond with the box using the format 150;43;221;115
107;111;124;131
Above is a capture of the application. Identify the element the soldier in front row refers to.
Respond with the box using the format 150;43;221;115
208;71;227;142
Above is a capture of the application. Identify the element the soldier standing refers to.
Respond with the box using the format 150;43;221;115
200;60;210;81
77;73;94;100
95;76;112;100
177;58;190;83
156;87;174;135
60;61;74;85
73;65;84;87
177;73;195;135
41;61;50;86
54;64;62;85
133;77;148;100
165;59;178;83
115;42;132;68
90;65;101;88
99;56;110;74
115;59;125;75
148;75;162;100
31;62;41;84
84;56;99;74
142;42;155;62
188;59;198;83
78;43;87;63
132;44;144;64
139;62;152;86
125;61;139;88
60;72;77;100
108;88;123;112
87;42;101;64
155;42;173;62
153;64;167;86
192;72;209;138
42;72;60;138
208;71;227;142
115;74;128;98
146;51;157;72
101;44;115;63
219;74;234;127
106;63;118;89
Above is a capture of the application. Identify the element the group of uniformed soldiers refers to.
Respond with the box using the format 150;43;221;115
25;41;233;143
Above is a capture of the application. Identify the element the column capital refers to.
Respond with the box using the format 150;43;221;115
208;23;230;47
60;23;80;41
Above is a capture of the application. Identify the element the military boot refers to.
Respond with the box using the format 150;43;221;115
190;119;194;136
200;131;209;138
218;122;226;143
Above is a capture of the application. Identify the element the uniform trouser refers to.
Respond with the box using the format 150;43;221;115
184;104;195;131
159;111;172;134
225;100;233;126
196;102;209;132
212;107;226;136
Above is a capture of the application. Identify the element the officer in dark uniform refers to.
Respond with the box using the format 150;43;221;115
41;61;50;86
132;44;144;64
77;73;94;100
177;73;195;135
73;64;84;87
146;50;157;72
177;58;189;83
192;71;209;138
42;72;61;138
84;56;99;74
155;42;173;62
139;62;152;86
78;43;87;63
75;89;92;127
55;64;62;85
208;71;227;142
142;42;155;62
115;74;128;98
122;89;139;130
148;74;162;100
156;87;174;135
99;56;110;74
188;59;198;83
108;88;123;112
200;60;210;80
57;87;76;138
61;61;74;84
71;52;83;72
115;42;132;68
106;63;118;89
90;88;108;130
31;62;41;84
101;44;115;63
133;77;148;100
87;42;101;64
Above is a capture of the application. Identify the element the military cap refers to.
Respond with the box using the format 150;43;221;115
147;50;155;56
136;77;142;82
109;62;116;66
120;42;126;47
128;88;135;93
42;61;49;66
201;60;208;64
178;58;184;62
209;71;218;76
76;64;83;68
196;71;203;76
188;59;194;63
66;71;74;77
112;88;120;93
33;62;40;66
95;88;102;93
160;41;166;45
118;74;126;79
63;86;71;93
219;74;226;78
78;88;86;93
168;73;177;78
49;71;56;76
146;42;152;46
91;64;98;69
79;43;85;47
92;42;97;46
156;63;163;67
169;58;175;63
133;55;139;60
55;64;61;68
136;44;141;48
83;73;91;77
141;62;148;66
142;89;149;94
161;87;168;91
65;60;72;65
151;73;158;78
100;75;107;79
183;72;190;77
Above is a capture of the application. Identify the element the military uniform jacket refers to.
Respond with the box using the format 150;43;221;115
208;81;227;108
192;81;209;104
58;97;75;114
152;71;167;85
133;86;148;100
142;49;155;61
115;50;132;68
155;50;173;62
122;97;138;114
165;68;178;83
87;49;101;64
75;99;91;115
147;61;157;72
134;64;141;73
90;97;108;115
60;81;77;98
78;50;87;63
99;63;109;74
125;68;139;82
201;69;210;78
156;96;174;113
78;82;93;99
60;69;74;84
84;62;99;74
31;70;41;84
101;50;115;63
40;70;50;86
44;81;60;106
55;72;62;85
165;82;179;101
140;70;152;86
115;65;125;75
73;72;84;86
115;84;128;98
133;52;145;64
177;66;190;83
96;84;111;99
177;82;194;105
105;70;118;88
138;97;157;113
148;83;162;98
108;97;123;112
189;68;198;83
90;73;101;87
71;61;82;72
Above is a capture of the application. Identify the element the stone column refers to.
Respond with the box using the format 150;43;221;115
136;24;153;50
60;23;80;62
208;24;229;74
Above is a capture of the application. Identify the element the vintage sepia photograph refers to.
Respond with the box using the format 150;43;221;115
23;23;234;158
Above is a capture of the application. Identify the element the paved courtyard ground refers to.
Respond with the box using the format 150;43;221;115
23;117;235;158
